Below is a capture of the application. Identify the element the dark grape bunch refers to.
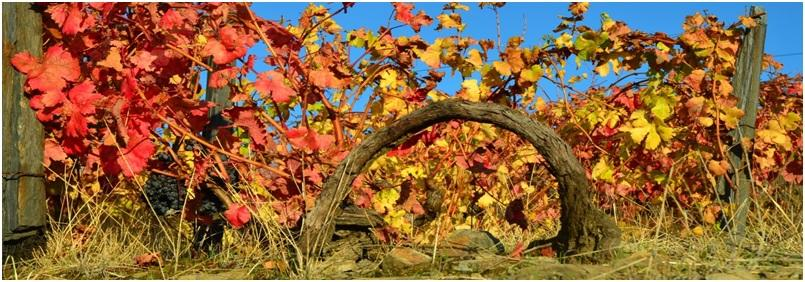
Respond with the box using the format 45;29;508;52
143;173;186;216
196;187;226;215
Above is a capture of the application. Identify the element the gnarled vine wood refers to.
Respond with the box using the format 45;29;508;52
299;99;620;263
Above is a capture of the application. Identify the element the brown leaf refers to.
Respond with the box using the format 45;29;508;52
134;252;162;267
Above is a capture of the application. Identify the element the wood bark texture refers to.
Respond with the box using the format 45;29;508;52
298;99;621;263
2;3;46;241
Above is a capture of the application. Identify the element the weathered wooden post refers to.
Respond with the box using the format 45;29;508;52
718;6;767;240
2;3;47;241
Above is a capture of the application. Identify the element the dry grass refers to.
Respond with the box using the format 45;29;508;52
3;181;801;279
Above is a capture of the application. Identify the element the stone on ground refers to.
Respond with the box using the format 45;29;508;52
437;229;505;257
381;247;431;274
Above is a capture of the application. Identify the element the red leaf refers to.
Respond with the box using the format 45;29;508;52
202;26;254;65
255;71;295;103
39;91;66;108
61;136;87;156
226;107;268;148
47;3;94;35
63;81;102;138
224;204;251;229
11;45;81;92
387;131;425;157
403;88;428;103
130;50;157;72
100;133;155;177
159;9;183;29
287;127;334;152
393;3;414;23
10;52;38;74
209;67;238;88
44;138;68;167
612;88;639;112
242;54;256;74
539;246;556;257
509;241;526;259
392;3;432;32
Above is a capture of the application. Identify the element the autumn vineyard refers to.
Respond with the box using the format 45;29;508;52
2;2;802;279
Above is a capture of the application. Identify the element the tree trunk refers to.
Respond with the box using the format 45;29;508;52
298;99;620;263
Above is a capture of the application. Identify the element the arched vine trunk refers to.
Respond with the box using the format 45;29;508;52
298;99;620;263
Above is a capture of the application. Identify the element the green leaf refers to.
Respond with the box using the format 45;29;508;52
574;31;609;61
592;157;615;183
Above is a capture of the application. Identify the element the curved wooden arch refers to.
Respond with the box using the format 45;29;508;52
298;99;620;263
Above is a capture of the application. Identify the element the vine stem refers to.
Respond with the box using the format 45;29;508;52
165;43;213;71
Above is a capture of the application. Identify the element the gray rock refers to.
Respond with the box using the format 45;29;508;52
438;229;505;256
381;247;432;274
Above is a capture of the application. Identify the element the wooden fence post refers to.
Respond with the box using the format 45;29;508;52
2;3;46;241
718;6;767;240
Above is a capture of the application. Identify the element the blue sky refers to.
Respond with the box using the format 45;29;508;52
241;2;802;122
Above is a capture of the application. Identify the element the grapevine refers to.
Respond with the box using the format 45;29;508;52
9;3;801;247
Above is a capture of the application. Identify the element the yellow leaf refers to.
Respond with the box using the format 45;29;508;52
692;225;705;236
427;90;448;102
401;165;427;179
477;193;495;209
170;74;183;85
519;181;535;194
195;34;208;46
461;79;482;102
493;61;512;76
379;69;398;90
780;112;801;131
651;96;672;121
437;13;465;31
739;16;757;28
466;49;483;67
384;209;411;234
417;40;442;68
98;47;124;72
382;96;408;115
512;146;539;169
594;62;610;77
535;97;548;112
719;106;744;129
757;120;792;150
555;33;573;48
520;64;543;82
592;157;615;183
496;165;509;184
698;117;714;127
373;188;400;213
618;110;673;150
434;138;449;148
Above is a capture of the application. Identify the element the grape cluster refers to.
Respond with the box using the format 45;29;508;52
196;187;226;215
143;173;186;216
